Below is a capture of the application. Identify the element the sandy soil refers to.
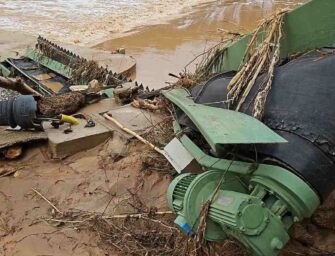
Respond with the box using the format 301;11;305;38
0;140;173;256
0;30;35;59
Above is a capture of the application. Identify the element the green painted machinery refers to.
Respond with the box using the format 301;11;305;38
163;89;320;256
167;167;319;256
163;1;335;254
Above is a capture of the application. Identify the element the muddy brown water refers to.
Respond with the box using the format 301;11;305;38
96;0;307;89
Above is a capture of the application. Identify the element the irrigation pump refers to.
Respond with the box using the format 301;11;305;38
163;88;333;256
167;168;318;256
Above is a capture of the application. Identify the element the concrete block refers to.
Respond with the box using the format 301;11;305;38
0;127;47;150
43;118;112;159
106;104;163;138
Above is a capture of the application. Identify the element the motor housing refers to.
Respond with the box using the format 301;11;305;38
167;165;319;256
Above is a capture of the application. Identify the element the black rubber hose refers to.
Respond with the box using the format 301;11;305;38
0;95;37;129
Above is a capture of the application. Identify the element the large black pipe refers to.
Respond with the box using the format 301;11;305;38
0;95;37;129
191;52;335;201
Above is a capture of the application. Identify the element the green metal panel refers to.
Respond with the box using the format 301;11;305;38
215;0;335;72
101;88;115;98
25;48;72;78
0;63;11;77
163;88;286;152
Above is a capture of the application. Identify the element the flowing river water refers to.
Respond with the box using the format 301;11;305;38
96;0;307;88
0;0;307;87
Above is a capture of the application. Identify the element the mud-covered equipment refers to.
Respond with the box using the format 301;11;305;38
36;36;129;85
0;96;80;129
163;88;324;256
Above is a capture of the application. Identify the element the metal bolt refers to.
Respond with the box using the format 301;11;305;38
271;237;284;250
240;227;246;232
293;216;300;223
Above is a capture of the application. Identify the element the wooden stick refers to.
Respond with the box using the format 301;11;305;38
103;211;173;219
32;188;63;214
0;76;42;97
103;113;165;155
45;211;173;224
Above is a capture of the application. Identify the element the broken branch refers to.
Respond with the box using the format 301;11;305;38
32;188;63;214
103;113;165;156
0;76;42;96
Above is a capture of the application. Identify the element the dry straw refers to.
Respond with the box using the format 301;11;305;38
227;10;288;120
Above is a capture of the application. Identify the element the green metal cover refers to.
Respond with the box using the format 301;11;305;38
213;0;335;72
0;63;11;77
163;88;286;152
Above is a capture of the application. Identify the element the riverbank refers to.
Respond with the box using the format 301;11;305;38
0;0;215;46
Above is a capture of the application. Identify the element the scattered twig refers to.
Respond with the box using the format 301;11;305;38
103;113;165;156
32;188;63;214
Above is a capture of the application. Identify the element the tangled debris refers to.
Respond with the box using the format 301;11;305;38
37;92;85;117
70;60;122;86
36;36;127;86
51;211;189;256
192;42;231;84
180;10;288;121
36;193;245;256
227;10;287;119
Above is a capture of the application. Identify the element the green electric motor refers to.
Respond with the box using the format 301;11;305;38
162;88;322;256
167;167;320;256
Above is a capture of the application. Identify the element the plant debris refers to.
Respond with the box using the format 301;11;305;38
226;10;287;119
37;91;85;117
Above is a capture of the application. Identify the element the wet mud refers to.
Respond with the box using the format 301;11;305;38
0;141;173;255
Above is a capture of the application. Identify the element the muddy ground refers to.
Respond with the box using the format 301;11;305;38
0;135;334;256
0;139;173;255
